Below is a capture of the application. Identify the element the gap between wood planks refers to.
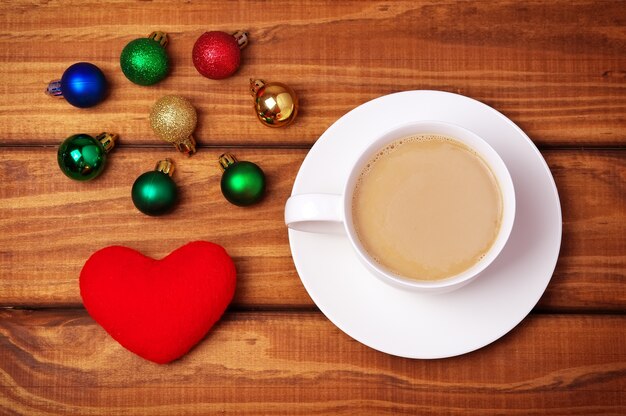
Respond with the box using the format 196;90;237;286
1;305;625;316
1;143;626;151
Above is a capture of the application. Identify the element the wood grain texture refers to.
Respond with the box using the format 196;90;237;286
0;147;624;311
0;0;625;147
0;147;309;308
0;310;624;416
537;150;626;311
1;1;625;414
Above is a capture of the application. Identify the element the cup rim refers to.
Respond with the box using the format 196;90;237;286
342;119;516;292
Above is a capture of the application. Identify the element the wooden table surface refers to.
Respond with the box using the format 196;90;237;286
1;1;625;414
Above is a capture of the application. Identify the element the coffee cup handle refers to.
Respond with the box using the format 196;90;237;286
284;193;344;234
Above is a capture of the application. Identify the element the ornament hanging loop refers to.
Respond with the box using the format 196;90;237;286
148;31;169;48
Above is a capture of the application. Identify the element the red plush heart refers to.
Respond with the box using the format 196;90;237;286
80;241;236;364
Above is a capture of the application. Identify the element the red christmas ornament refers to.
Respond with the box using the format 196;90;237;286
80;241;236;364
192;30;248;79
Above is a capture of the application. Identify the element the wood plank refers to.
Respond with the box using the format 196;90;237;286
0;147;309;308
537;150;626;311
0;310;624;415
0;147;624;311
0;1;625;147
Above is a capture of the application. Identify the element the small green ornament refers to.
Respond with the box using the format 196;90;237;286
219;153;266;206
120;31;169;86
132;159;178;216
57;132;117;181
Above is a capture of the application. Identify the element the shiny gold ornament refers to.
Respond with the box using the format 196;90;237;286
250;79;298;128
150;95;198;155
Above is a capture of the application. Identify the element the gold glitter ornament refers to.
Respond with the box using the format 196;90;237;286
150;95;198;155
250;79;298;128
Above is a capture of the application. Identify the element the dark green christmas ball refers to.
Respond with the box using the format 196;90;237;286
120;38;169;86
132;171;178;216
57;134;108;181
221;161;266;206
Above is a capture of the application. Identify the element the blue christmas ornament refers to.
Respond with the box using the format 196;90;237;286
46;62;108;108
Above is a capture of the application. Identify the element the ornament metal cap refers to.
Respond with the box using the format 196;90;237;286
174;136;196;156
95;132;118;153
155;159;175;176
45;79;63;97
148;31;169;48
232;30;249;49
218;153;238;171
249;78;265;97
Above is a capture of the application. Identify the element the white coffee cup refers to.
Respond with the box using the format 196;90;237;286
285;120;515;293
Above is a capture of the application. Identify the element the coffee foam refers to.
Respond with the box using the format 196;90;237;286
356;134;478;180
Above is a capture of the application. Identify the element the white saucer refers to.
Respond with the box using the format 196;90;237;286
287;90;562;359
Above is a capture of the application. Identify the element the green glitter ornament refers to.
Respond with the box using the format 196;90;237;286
120;31;169;86
57;132;117;181
132;159;178;216
219;153;266;207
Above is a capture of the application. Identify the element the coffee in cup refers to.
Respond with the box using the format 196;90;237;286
285;120;515;293
352;134;503;281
